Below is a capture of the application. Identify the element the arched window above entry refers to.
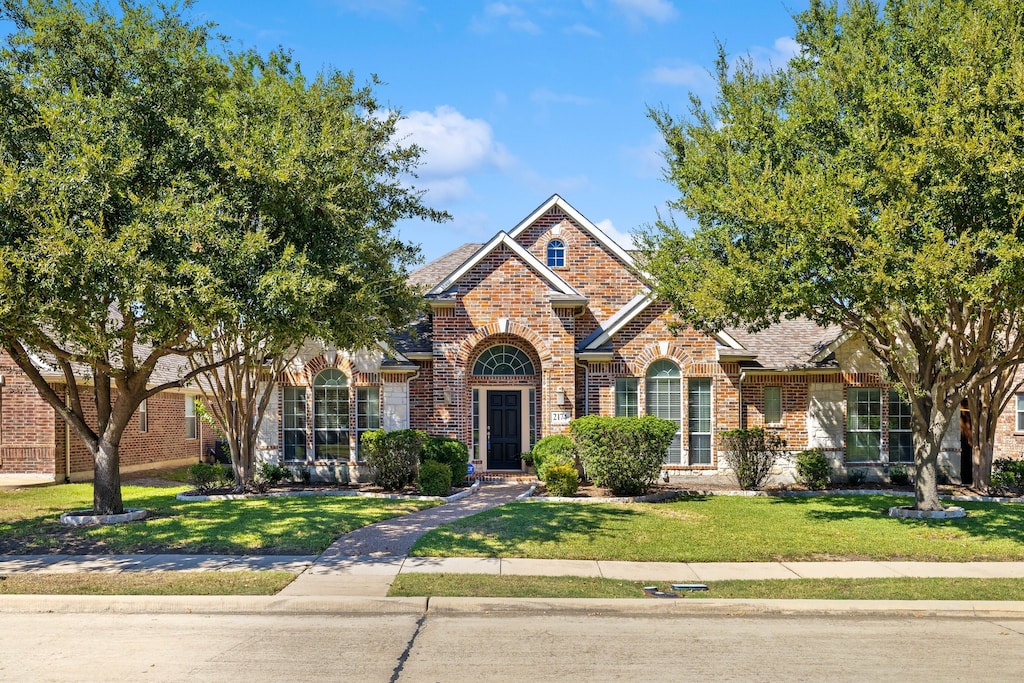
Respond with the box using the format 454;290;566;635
473;345;536;376
547;239;565;267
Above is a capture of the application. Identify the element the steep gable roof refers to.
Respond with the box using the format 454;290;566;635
508;194;636;270
427;231;586;302
407;242;483;290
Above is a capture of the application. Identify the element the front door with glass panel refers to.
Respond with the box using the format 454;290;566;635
487;391;522;469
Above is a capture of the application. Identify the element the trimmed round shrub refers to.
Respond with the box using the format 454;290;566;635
421;436;470;486
544;463;580;497
531;435;577;481
795;448;831;490
362;429;428;491
186;462;222;493
570;415;677;496
417;460;453;497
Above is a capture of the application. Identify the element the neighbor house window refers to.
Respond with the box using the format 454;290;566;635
1017;394;1024;432
888;389;914;463
688;378;713;465
547;239;565;267
355;387;380;457
139;398;148;433
615;378;638;417
846;388;881;460
763;387;782;425
185;397;197;440
282;386;308;462
646;360;681;464
314;369;349;460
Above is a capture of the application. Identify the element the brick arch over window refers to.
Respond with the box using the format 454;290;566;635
457;321;553;367
627;343;695;377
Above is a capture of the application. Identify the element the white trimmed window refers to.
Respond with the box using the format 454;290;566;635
185;397;197;440
646;360;681;464
888;390;914;463
547;239;566;267
283;387;308;462
355;387;380;458
314;369;349;460
846;388;881;461
688;378;712;465
1017;394;1024;432
615;378;638;417
763;386;782;425
139;398;148;433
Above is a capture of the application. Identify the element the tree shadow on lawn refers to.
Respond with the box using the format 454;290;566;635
771;494;1024;547
412;501;646;557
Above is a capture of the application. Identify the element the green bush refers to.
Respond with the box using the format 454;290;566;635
795;448;831;490
362;429;428;491
848;467;868;486
889;463;910;486
417;460;452;497
421;437;469;486
254;462;292;492
544;463;580;497
719;428;787;490
186;463;223;493
570;415;677;496
531;435;578;481
992;458;1024;493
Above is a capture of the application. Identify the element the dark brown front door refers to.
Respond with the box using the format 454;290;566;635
488;391;522;470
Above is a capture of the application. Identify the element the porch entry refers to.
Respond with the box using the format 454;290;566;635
487;390;522;470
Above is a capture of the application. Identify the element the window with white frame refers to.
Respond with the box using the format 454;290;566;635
646;360;681;464
846;388;881;460
688;379;712;464
282;386;307;462
314;369;349;460
185;397;197;440
355;387;380;457
615;378;639;417
547;239;566;267
139;398;148;433
1017;394;1024;432
763;386;782;425
888;389;914;463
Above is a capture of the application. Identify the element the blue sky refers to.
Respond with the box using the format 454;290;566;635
197;1;810;263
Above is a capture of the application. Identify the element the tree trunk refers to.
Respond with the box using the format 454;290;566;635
912;400;953;512
971;400;995;492
92;438;124;515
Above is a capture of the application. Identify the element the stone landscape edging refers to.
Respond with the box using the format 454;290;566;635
175;479;481;504
60;508;148;527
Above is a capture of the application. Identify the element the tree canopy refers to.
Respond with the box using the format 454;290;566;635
0;0;444;513
642;0;1024;510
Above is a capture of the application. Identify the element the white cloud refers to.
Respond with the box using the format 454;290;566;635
610;0;677;25
647;63;713;90
529;88;595;106
596;218;638;249
396;106;513;202
744;36;801;72
470;2;541;34
564;23;602;38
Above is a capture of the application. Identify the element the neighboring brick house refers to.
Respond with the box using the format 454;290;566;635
249;195;975;484
0;349;214;483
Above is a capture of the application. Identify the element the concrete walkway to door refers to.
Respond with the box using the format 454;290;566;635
278;482;529;597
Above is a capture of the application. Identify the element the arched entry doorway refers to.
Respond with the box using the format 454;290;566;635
469;340;541;470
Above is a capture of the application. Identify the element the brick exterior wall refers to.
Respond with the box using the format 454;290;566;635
0;351;57;475
991;368;1024;461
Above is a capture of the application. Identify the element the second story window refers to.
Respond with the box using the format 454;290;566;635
547;239;565;267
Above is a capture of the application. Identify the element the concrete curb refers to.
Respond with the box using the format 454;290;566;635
4;594;1024;618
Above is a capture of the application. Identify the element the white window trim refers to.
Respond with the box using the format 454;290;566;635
687;378;713;466
139;398;148;434
846;387;882;462
1016;394;1024;433
763;386;782;426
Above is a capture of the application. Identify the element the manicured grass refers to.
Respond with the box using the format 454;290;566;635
0;483;437;555
410;495;1024;562
0;571;295;595
389;573;1024;601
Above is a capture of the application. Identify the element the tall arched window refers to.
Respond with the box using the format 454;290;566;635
646;360;681;464
546;239;565;267
314;369;349;460
473;345;535;376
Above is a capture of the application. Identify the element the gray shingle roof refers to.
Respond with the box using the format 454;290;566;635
724;318;843;371
407;243;483;290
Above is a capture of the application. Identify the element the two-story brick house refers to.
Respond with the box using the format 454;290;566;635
257;195;966;483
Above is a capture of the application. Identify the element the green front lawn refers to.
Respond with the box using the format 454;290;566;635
0;483;437;555
390;574;1024;601
410;495;1024;562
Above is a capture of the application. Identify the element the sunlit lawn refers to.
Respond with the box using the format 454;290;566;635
410;495;1024;562
0;483;437;555
390;574;1024;601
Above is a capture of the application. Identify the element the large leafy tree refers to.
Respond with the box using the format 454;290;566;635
642;0;1024;511
0;0;442;513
